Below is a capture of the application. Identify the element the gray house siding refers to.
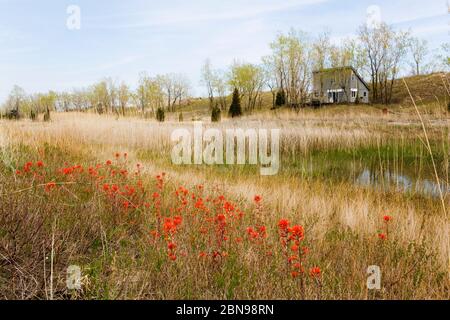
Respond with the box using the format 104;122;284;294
312;67;370;104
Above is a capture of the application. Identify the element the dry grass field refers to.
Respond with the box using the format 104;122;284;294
0;100;449;299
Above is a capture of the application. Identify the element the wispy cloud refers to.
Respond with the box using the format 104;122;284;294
86;0;329;29
66;55;147;76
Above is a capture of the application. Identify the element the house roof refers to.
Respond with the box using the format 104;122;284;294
313;66;370;91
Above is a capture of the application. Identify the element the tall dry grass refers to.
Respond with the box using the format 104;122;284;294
0;111;449;299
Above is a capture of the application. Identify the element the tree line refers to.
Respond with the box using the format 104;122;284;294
1;73;190;119
2;22;449;119
202;23;449;112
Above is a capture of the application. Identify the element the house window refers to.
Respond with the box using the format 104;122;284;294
351;91;356;98
364;92;367;97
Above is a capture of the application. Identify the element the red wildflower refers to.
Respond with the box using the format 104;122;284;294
167;242;177;250
150;230;160;239
216;214;226;223
62;167;74;175
168;254;177;261
223;201;234;212
254;195;262;203
195;198;205;209
106;160;112;165
383;215;392;222
278;219;289;232
378;233;387;240
23;162;33;172
288;225;304;241
103;184;110;191
310;267;321;278
44;182;56;192
36;161;44;167
173;216;182;226
302;247;309;255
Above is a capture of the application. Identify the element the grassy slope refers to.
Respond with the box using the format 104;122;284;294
172;73;450;121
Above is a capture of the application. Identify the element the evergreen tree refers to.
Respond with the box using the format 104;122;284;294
228;88;242;118
275;90;286;107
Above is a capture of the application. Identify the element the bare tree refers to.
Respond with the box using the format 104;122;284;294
200;59;215;109
409;37;428;75
106;77;118;114
359;23;410;104
159;74;190;112
268;29;313;107
118;82;130;116
212;69;228;110
228;61;264;111
312;30;331;71
262;56;279;108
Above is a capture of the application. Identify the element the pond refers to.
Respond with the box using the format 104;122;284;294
355;168;450;198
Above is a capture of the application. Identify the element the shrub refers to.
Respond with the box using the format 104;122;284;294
43;109;51;122
6;109;20;120
275;90;286;107
228;88;242;118
156;107;165;122
96;103;104;114
30;110;37;121
211;106;221;122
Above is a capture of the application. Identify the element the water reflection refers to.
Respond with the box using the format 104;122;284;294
356;169;450;198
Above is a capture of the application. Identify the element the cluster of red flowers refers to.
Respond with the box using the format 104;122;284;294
278;219;320;279
16;161;45;176
246;226;267;241
378;215;393;240
16;154;323;280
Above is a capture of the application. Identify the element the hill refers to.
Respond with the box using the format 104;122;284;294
391;72;449;105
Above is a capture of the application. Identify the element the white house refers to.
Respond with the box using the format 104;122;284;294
312;66;370;104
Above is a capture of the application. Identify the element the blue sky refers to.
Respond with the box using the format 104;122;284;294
0;0;448;101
